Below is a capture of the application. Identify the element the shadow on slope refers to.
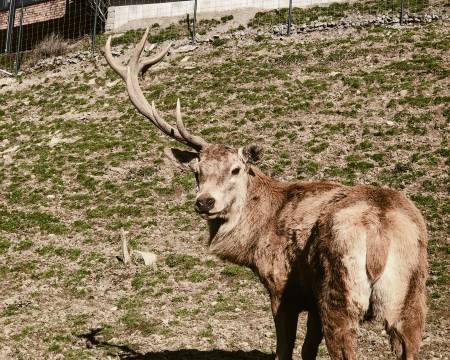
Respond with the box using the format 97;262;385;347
79;328;274;360
121;349;275;360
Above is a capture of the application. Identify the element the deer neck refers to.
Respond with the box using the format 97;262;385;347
207;167;285;266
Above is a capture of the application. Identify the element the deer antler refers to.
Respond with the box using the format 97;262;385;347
104;28;208;151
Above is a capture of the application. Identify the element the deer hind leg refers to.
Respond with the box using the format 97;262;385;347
386;305;424;360
372;247;427;360
387;327;404;359
320;307;358;360
386;283;426;360
317;247;367;359
318;271;360;360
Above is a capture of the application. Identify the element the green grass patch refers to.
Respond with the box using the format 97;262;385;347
165;254;200;270
0;207;67;234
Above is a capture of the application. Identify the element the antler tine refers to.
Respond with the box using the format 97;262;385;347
125;67;187;143
105;36;127;80
104;27;209;150
140;43;171;75
151;101;179;137
129;27;150;70
176;99;208;151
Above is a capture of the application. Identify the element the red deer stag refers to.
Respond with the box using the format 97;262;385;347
104;29;428;360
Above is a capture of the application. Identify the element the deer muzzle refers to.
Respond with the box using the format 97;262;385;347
195;195;216;214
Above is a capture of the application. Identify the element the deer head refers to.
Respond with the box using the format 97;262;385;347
104;29;262;222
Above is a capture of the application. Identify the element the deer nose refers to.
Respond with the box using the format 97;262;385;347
195;195;215;213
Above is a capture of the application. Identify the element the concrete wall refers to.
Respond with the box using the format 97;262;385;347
106;0;341;31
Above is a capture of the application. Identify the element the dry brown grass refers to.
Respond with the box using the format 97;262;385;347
26;33;69;66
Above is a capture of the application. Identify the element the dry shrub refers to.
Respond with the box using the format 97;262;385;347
27;33;69;65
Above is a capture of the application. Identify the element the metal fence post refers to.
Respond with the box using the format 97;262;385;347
14;0;24;74
5;0;17;53
92;0;99;56
192;0;198;43
399;0;404;25
187;13;191;39
287;0;293;35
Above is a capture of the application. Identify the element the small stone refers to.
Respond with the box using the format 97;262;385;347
3;154;13;166
106;79;120;88
174;44;198;53
144;43;156;53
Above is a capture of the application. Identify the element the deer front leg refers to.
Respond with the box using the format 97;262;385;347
301;310;323;360
272;297;299;360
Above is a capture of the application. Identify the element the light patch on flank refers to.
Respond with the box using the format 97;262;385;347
333;202;372;314
371;210;420;324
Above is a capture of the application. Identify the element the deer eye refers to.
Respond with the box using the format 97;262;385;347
231;167;241;175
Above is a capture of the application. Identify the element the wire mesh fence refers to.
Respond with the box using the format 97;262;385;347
0;0;108;75
0;0;446;76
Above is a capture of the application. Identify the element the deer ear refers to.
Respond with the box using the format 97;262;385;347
241;144;263;164
164;148;198;170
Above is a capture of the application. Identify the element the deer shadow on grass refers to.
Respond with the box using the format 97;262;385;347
79;328;274;360
120;349;275;360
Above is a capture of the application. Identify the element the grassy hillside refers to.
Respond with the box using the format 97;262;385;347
0;12;448;360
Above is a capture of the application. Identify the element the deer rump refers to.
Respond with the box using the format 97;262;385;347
274;185;424;316
103;29;428;360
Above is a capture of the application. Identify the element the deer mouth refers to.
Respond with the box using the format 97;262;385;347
198;205;232;220
199;211;225;220
198;200;235;220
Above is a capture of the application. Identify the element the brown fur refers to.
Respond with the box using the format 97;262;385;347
206;165;427;360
